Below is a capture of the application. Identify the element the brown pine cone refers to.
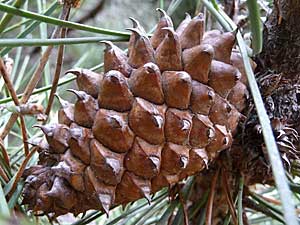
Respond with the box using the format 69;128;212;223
22;9;255;217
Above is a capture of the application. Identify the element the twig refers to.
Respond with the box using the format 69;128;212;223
7;147;38;198
44;4;71;120
243;197;285;223
179;192;189;225
0;164;9;182
249;192;283;216
19;117;29;155
0;113;18;139
205;168;220;225
0;138;10;168
221;169;238;225
0;58;29;155
261;195;281;206
0;59;20;105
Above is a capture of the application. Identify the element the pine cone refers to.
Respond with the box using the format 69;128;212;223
22;10;254;217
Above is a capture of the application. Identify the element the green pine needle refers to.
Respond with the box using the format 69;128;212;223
0;3;130;37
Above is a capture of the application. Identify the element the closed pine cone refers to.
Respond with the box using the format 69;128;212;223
22;9;255;217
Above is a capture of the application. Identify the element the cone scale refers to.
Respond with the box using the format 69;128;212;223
22;9;254;217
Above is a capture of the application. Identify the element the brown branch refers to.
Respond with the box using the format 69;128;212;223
0;59;19;104
243;197;282;221
179;192;190;225
0;113;18;140
221;169;238;225
205;168;220;225
7;147;38;198
0;164;9;183
261;195;281;206
0;138;10;168
250;194;300;216
19;117;29;155
0;58;29;155
44;5;71;120
257;193;300;216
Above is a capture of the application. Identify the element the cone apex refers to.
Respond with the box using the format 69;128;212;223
129;17;139;26
184;12;191;19
54;93;67;107
66;89;86;100
128;17;145;33
143;62;157;73
65;68;82;76
194;12;204;19
126;28;143;37
156;8;168;18
99;40;115;50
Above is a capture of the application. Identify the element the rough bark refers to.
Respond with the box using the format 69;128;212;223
260;0;300;130
261;0;300;74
